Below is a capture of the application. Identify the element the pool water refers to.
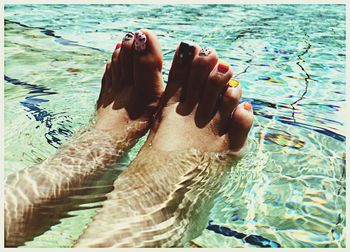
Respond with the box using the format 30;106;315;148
4;4;346;248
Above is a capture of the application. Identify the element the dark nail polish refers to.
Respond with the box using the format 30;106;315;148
115;43;122;50
177;42;195;64
123;32;134;42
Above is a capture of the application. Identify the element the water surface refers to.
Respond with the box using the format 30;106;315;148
4;4;346;248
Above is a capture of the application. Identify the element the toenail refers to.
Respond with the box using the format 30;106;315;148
177;42;195;64
134;30;147;52
199;46;211;56
115;43;122;50
243;102;252;111
227;79;239;88
123;32;134;42
218;62;230;73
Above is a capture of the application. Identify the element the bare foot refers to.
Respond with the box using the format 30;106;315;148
149;42;253;153
4;29;164;248
95;29;164;140
74;43;253;248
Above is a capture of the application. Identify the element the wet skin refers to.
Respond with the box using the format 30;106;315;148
5;29;253;248
75;32;253;247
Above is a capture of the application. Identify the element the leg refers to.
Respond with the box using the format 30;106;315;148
5;29;164;247
74;43;253;247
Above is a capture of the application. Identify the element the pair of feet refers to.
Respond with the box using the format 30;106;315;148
96;29;253;158
74;29;254;248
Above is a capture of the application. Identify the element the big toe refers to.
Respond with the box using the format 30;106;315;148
133;29;164;97
163;42;198;105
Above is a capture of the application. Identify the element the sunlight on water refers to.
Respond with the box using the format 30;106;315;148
4;4;346;248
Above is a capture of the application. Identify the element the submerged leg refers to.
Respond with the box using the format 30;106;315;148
4;29;164;247
74;43;253;247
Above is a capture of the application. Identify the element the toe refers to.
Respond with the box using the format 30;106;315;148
119;32;135;85
181;46;218;114
97;42;123;109
97;62;114;109
228;102;254;151
218;82;242;134
134;29;162;59
133;29;164;97
195;61;233;127
110;42;122;89
163;42;198;105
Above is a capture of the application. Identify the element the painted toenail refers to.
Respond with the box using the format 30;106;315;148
123;32;134;42
218;62;230;73
228;79;239;88
115;43;122;50
177;42;195;64
134;30;147;52
244;102;252;111
199;46;211;56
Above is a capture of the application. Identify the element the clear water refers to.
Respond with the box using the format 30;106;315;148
4;4;346;248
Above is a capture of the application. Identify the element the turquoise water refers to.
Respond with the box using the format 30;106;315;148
4;4;346;248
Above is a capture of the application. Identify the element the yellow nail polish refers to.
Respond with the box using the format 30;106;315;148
219;61;229;66
228;79;239;88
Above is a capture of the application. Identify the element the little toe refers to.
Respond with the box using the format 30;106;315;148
110;42;122;89
97;62;114;109
195;61;233;127
228;102;254;151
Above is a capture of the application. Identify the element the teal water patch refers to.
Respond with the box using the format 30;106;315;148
5;75;73;148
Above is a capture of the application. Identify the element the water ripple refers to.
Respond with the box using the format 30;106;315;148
4;4;346;248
